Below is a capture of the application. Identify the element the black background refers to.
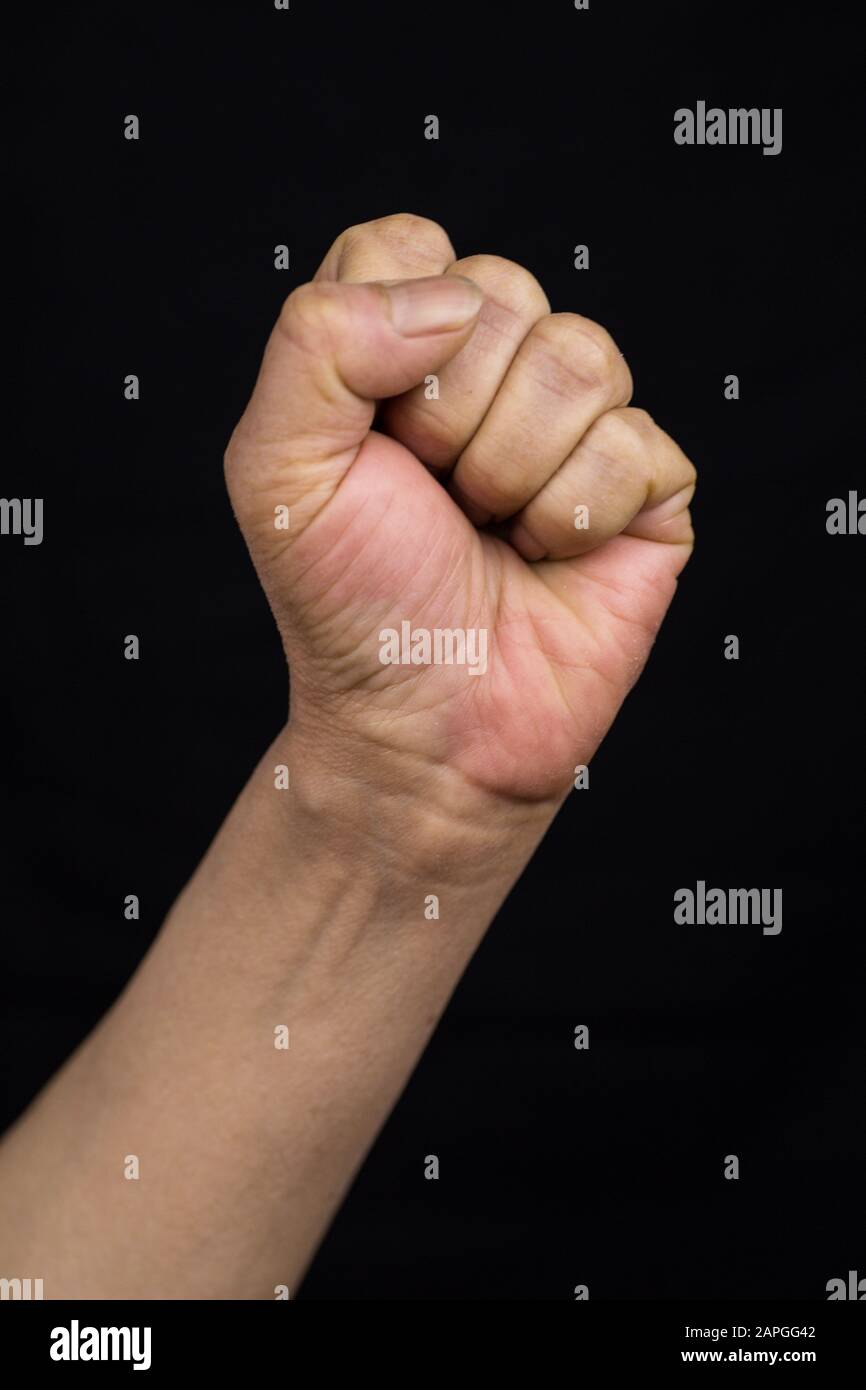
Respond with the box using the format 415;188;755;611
2;1;863;1300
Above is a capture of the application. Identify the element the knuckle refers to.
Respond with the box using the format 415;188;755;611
278;280;316;332
637;410;699;490
277;280;340;347
345;212;454;269
607;407;657;457
591;409;698;501
620;406;656;435
455;255;549;318
655;422;698;490
529;313;622;396
589;408;649;463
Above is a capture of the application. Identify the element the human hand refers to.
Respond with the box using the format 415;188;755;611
225;214;696;809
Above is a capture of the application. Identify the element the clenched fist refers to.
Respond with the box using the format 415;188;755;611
225;213;696;805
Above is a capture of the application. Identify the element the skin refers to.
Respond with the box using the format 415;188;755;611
0;214;696;1298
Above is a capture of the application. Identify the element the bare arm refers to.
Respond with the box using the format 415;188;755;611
0;214;695;1297
0;728;554;1297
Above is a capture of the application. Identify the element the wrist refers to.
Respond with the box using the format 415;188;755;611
281;717;562;889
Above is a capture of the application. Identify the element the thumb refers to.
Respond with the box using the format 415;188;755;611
225;274;483;540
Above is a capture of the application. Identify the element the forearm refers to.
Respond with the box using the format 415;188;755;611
0;724;558;1298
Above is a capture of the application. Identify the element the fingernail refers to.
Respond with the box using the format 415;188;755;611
384;275;483;337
